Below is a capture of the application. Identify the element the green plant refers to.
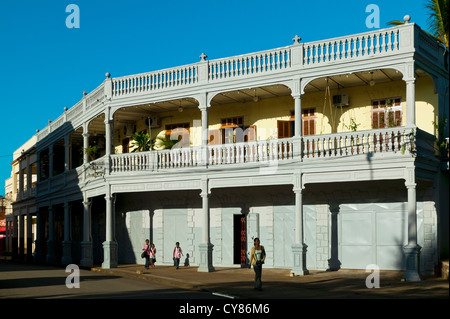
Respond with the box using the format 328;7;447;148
131;131;153;152
432;115;449;157
401;129;416;155
432;115;448;145
81;143;99;161
344;118;361;132
154;136;180;150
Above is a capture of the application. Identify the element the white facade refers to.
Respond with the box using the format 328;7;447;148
5;20;449;280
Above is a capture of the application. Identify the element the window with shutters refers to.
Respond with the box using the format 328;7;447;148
165;123;190;147
302;108;316;136
277;109;316;138
165;123;190;138
371;97;402;129
209;117;256;145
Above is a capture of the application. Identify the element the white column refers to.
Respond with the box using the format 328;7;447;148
200;105;209;166
33;208;45;263
406;79;416;127
19;213;24;260
291;79;303;159
46;205;57;264
83;125;90;165
26;210;33;262
403;181;421;281
48;145;54;179
12;214;18;258
80;196;93;267
293;94;302;138
102;189;117;268
61;202;72;265
64;135;71;171
18;162;24;200
104;109;112;175
291;187;308;275
26;155;32;193
198;178;214;272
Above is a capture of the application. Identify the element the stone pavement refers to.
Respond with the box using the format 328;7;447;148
91;264;449;299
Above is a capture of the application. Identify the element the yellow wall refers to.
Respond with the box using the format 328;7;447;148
114;76;438;152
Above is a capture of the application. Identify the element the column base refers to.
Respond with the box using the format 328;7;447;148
46;240;57;265
80;241;93;268
291;244;309;276
26;237;34;263
198;243;215;272
102;241;118;269
403;244;421;281
33;239;46;264
61;240;73;265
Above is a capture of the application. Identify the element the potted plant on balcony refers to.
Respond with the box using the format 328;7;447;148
432;115;449;159
131;131;153;152
153;131;183;150
344;118;361;154
81;143;99;161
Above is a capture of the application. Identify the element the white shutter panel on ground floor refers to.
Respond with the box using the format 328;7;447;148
163;209;188;265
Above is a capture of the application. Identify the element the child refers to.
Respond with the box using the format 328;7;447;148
173;242;183;269
150;243;156;268
142;239;151;269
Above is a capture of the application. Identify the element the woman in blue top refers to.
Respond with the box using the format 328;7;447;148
249;237;266;291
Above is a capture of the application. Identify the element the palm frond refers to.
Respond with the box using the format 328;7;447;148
424;0;449;48
131;132;152;152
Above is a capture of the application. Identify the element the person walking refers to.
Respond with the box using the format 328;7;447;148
150;243;157;268
249;237;266;291
142;239;151;269
173;242;183;269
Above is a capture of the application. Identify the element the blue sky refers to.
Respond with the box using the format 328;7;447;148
0;0;430;194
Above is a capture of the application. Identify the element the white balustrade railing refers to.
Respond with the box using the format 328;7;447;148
208;138;294;165
302;127;414;159
303;28;400;65
36;24;419;144
112;64;199;97
92;128;418;177
208;47;291;80
156;147;202;169
111;152;153;173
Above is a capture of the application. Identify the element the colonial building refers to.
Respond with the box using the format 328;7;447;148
4;136;37;260
5;17;449;281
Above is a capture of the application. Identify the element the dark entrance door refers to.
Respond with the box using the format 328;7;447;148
233;215;246;265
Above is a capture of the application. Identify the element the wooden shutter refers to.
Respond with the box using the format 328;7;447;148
394;110;402;127
277;121;291;138
302;108;316;136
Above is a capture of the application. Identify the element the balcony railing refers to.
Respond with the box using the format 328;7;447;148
35;22;444;146
105;127;416;175
106;24;414;99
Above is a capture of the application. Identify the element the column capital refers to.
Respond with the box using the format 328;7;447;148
200;192;210;199
198;104;210;112
83;199;92;207
291;92;303;99
405;182;416;189
404;78;416;84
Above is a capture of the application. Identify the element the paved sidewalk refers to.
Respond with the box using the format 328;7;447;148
91;264;449;299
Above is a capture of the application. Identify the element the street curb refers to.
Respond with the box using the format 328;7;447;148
90;267;205;292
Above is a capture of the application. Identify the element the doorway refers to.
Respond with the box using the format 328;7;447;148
233;214;247;265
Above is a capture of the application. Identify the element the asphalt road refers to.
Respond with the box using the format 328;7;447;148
0;260;223;299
